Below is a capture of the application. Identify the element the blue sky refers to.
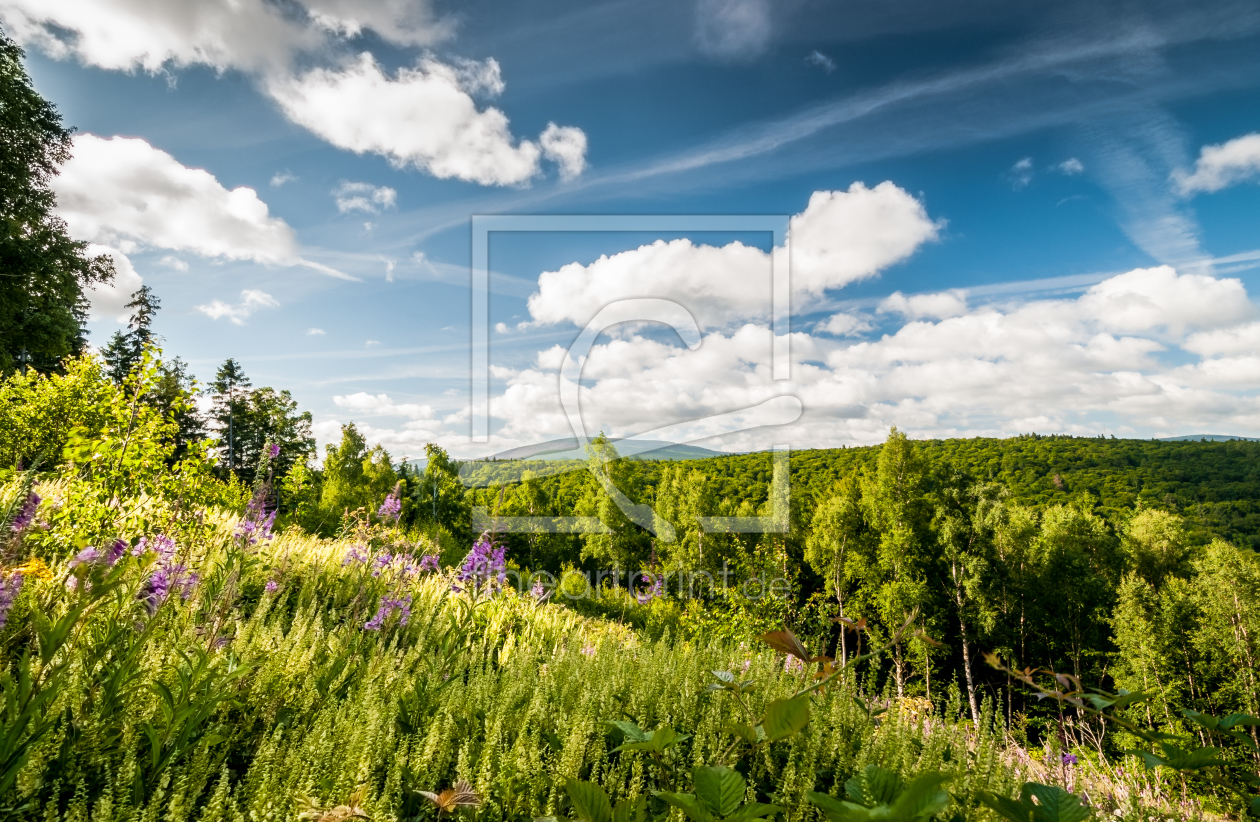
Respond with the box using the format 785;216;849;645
10;0;1260;458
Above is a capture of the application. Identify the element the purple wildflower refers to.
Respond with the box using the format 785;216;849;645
236;489;276;546
0;573;23;628
10;492;40;533
580;644;596;657
529;578;547;600
1061;753;1078;767
784;656;806;674
377;489;402;522
418;553;441;573
69;547;102;568
456;538;506;593
265;580;279;593
343;545;369;565
636;572;665;605
134;534;176;559
108;539;128;563
268;443;280;459
371;552;393;578
364;594;412;631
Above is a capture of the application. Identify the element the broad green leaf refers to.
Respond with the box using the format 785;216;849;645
606;720;650;743
887;772;951;820
1021;783;1091;822
861;765;903;807
725;802;783;822
806;792;871;822
566;779;613;822
762;696;809;741
722;721;760;745
655;791;716;822
693;766;745;817
612;795;646;822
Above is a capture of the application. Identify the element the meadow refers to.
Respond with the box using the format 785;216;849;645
2;355;1260;821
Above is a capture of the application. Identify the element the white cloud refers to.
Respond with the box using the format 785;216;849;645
55;135;295;263
816;312;872;337
695;0;771;60
1057;158;1085;175
333;392;434;419
526;184;940;329
1173;132;1260;195
307;327;326;336
1008;157;1034;189
365;339;381;347
805;50;835;73
158;255;188;271
456;265;1260;454
195;289;279;325
540;123;588;181
879;289;969;320
0;0;450;73
83;245;143;323
270;171;297;187
266;53;586;186
333;181;397;213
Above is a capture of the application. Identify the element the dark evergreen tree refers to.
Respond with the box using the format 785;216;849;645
0;31;114;374
101;286;160;382
209;358;251;475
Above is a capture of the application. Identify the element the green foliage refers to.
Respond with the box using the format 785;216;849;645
979;782;1092;822
808;766;952;822
0;31;114;375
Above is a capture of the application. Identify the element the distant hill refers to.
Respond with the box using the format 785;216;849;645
1158;435;1260;442
489;438;729;462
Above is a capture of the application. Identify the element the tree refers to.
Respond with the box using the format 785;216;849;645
101;286;160;382
236;386;314;486
208;359;251;475
575;434;652;571
316;423;397;534
804;474;867;667
0;32;114;374
411;443;471;536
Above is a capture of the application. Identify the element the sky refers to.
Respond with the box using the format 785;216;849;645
8;0;1260;459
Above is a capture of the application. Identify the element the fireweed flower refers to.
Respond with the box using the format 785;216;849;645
265;580;279;593
268;443;280;459
418;554;441;573
134;534;176;560
371;552;394;578
9;492;41;533
455;538;506;594
580;644;596;657
0;573;23;628
530;578;547;600
235;489;276;546
1061;753;1078;767
377;489;402;522
636;573;665;604
343;545;369;565
364;595;412;631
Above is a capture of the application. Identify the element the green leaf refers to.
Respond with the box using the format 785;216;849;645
722;720;760;745
693;766;745;817
887;772;951;820
806;792;870;822
762;696;809;742
725;802;783;822
613;726;690;753
566;779;613;822
757;630;811;661
606;720;650;743
860;765;903;807
654;792;716;822
981;783;1090;822
611;796;646;822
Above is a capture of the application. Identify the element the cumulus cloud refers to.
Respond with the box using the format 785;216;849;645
1173;132;1260;195
265;53;586;186
540;123;588;181
879;289;969;320
333;181;397;213
55;135;293;262
816;312;873;337
455;265;1260;454
307;327;326;335
83;245;144;323
695;0;771;60
1057;158;1085;175
270;171;297;187
333;392;434;419
158;255;188;271
196;289;279;325
299;0;451;47
526;183;940;329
